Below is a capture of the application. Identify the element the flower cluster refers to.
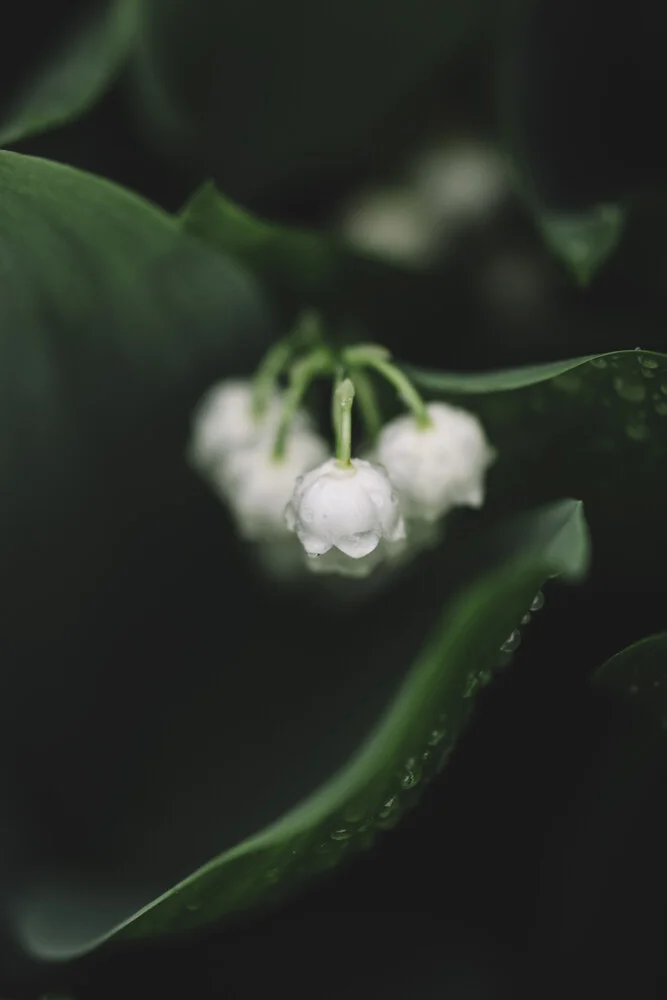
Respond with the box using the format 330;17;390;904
189;330;495;580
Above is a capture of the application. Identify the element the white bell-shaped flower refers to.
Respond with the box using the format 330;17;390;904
285;457;406;559
190;379;279;467
226;429;330;541
190;378;312;468
376;402;495;522
412;140;509;226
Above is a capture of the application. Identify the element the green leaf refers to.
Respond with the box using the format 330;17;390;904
593;633;667;724
408;349;667;579
135;0;491;198
14;500;589;959
537;204;626;286
180;181;422;329
0;0;137;148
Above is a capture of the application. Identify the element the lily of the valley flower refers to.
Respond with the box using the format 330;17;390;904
285;457;406;559
376;401;495;521
220;428;329;540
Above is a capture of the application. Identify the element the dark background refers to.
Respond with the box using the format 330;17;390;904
2;1;667;997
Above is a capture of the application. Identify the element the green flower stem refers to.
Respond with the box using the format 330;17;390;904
349;366;382;441
252;339;295;418
334;377;355;468
272;347;332;460
252;311;324;418
343;345;430;428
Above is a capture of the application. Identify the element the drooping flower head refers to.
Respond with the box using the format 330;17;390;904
376;401;495;521
286;457;406;559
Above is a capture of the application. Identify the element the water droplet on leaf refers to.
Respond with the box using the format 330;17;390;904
500;629;521;653
614;377;646;404
530;591;545;612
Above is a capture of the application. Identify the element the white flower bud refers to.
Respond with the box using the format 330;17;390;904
376;402;495;522
412;140;509;226
190;379;278;466
285;457;406;559
226;429;330;541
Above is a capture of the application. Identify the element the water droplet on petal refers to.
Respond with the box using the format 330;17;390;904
589;357;608;369
638;355;659;370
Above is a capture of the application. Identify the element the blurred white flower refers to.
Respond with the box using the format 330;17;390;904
286;457;406;559
189;378;313;470
223;429;330;540
190;379;277;466
376;402;495;521
338;187;441;266
412;140;510;229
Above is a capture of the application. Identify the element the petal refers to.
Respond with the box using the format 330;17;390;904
335;530;381;559
297;530;332;556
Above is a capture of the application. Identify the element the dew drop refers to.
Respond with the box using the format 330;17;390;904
500;629;521;653
463;673;481;698
330;828;353;841
377;795;399;820
521;612;532;625
625;421;650;441
400;757;423;789
613;377;646;404
638;355;659;370
530;590;545;612
589;357;608;369
427;726;447;746
552;373;583;394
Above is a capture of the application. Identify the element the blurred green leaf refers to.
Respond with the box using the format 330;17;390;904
499;0;628;282
536;204;626;285
0;0;137;148
135;0;491;198
408;350;667;577
0;146;268;719
180;180;428;332
16;500;587;958
593;633;667;722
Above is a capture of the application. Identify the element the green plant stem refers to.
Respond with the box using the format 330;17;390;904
334;377;355;467
252;311;324;418
349;366;382;441
343;346;430;428
252;339;295;418
272;347;332;460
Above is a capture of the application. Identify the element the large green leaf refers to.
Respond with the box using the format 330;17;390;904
535;632;667;960
13;500;589;958
180;181;455;337
0;150;269;950
593;632;667;722
0;0;137;148
134;0;490;199
408;349;667;578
